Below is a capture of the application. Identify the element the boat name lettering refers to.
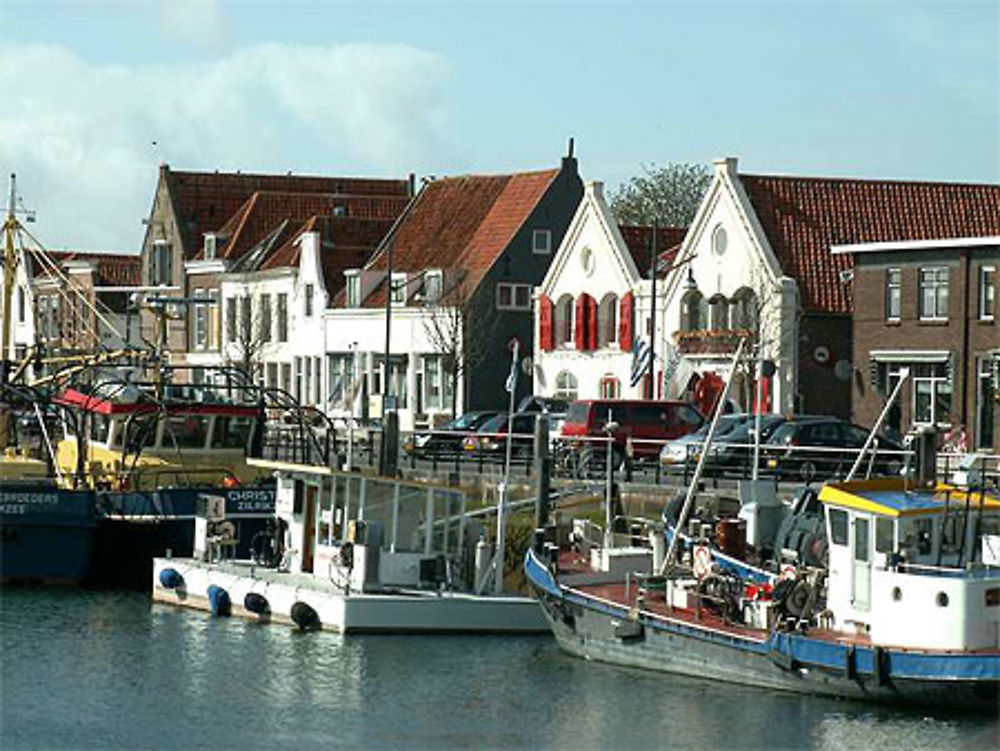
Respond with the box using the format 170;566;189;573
227;490;273;502
0;492;59;508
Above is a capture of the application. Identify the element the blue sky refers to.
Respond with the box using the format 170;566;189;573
1;0;996;253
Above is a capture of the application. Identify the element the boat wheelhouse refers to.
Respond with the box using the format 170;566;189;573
819;477;1000;651
53;386;267;490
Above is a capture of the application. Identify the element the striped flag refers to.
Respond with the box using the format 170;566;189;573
629;338;651;387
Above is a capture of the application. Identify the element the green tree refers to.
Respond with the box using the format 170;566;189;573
609;162;711;227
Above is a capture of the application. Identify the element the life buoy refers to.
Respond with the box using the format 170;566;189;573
779;563;797;581
692;545;713;580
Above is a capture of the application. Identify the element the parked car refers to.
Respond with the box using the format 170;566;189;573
658;414;752;471
707;414;791;472
403;411;500;458
760;417;905;482
560;399;704;476
462;413;542;460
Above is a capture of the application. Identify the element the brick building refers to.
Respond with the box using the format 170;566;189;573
840;229;1000;451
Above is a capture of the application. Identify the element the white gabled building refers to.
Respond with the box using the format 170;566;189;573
533;181;686;403
659;157;802;415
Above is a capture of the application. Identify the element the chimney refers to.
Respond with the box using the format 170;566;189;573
562;137;577;172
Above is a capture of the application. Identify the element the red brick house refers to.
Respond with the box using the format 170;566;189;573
836;204;1000;450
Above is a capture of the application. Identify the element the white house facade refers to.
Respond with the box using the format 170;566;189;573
660;158;800;414
533;181;652;402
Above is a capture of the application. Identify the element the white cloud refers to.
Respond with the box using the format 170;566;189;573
0;43;449;252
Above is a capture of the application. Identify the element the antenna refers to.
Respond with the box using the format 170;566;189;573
4;173;36;223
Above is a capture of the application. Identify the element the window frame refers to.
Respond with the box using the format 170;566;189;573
423;269;443;303
553;370;578;401
193;287;208;350
912;361;952;427
277;293;288;342
304;284;315;317
532;229;552;255
599;374;620;399
885;267;901;321
979;265;995;322
345;273;361;308
496;282;532;311
918;266;949;321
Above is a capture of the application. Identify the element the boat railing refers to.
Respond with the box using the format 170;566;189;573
890;560;1000;579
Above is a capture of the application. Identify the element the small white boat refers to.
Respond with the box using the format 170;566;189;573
153;459;547;634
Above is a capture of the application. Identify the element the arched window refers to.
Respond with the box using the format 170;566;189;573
709;294;729;330
730;288;759;331
554;371;578;401
554;294;574;346
681;290;706;331
597;293;618;348
599;374;620;399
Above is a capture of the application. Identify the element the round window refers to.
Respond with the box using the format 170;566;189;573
712;225;728;257
580;247;595;275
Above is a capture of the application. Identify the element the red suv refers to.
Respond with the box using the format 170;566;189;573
559;399;703;471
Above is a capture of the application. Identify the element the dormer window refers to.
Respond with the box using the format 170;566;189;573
423;270;443;303
532;229;552;255
203;234;218;259
345;271;361;307
391;273;407;305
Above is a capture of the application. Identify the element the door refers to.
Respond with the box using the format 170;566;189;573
852;514;871;611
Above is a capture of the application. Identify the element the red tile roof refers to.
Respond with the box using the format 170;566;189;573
357;169;559;307
29;250;141;286
203;190;410;262
261;215;397;301
161;165;410;260
618;225;687;277
740;174;1000;314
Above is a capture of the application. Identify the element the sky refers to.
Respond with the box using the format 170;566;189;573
0;0;996;253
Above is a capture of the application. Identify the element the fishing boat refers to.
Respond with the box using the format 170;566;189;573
525;341;1000;712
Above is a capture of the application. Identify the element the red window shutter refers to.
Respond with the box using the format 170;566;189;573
586;295;597;351
538;294;554;352
619;292;634;351
574;296;586;350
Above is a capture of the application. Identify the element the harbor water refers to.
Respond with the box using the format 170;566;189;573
1;589;996;750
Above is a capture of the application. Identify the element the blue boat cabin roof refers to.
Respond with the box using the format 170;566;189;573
819;478;1000;518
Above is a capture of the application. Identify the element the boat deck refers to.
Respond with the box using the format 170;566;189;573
555;548;875;647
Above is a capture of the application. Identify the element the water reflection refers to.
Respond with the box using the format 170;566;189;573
1;590;996;750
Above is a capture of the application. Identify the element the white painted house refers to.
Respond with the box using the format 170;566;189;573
659;158;802;414
533;181;687;402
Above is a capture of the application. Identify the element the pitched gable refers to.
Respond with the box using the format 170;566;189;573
357;169;559;307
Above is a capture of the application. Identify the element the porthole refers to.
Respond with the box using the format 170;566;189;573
891;587;902;602
936;591;949;608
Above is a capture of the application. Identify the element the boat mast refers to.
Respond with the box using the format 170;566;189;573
658;337;746;576
0;174;20;450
